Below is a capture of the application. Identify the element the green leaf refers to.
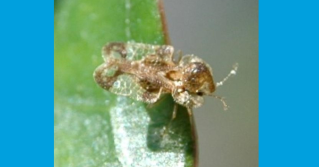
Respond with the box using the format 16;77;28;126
54;0;196;166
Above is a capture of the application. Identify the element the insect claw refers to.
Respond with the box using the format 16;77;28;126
187;107;193;116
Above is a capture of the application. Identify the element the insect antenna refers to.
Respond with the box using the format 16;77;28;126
216;63;239;87
211;95;229;110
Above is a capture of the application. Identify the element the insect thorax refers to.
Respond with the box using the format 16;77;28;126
94;42;217;109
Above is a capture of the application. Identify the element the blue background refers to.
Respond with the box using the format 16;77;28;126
0;0;53;166
259;0;318;166
0;0;318;166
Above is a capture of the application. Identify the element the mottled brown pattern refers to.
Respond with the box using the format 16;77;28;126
94;64;122;90
94;42;217;110
182;62;215;94
103;42;127;58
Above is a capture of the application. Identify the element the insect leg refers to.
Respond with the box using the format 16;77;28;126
186;107;197;141
146;95;164;108
142;86;165;105
163;103;179;135
156;87;163;99
186;107;193;117
172;104;178;120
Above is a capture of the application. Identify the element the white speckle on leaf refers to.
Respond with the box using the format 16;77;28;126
125;0;131;39
109;97;187;167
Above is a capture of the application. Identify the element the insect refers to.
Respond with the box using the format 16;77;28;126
93;42;238;116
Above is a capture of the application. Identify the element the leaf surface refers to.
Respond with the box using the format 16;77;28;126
54;0;196;166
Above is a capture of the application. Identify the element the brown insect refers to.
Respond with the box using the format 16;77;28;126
93;42;237;116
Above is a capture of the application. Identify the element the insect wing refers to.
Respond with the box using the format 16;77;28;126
102;42;174;62
125;42;174;61
109;74;160;103
102;42;127;62
179;55;203;66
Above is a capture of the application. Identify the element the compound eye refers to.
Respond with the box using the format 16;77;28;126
196;92;204;96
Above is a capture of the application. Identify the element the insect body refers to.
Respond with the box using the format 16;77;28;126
94;42;236;114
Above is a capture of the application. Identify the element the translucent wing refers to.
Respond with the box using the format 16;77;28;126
102;42;174;62
101;42;126;62
109;74;161;104
125;42;174;61
97;42;177;103
179;54;203;65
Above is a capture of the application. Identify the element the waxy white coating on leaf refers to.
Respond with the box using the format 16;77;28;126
110;97;187;167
